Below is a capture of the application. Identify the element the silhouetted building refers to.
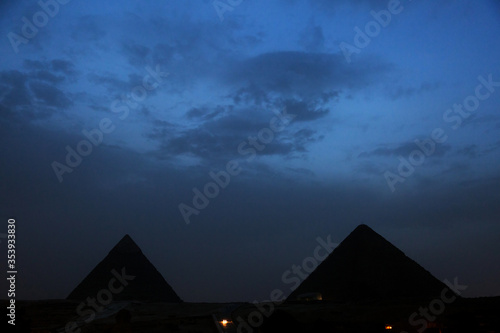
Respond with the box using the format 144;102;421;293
288;224;452;302
67;234;182;302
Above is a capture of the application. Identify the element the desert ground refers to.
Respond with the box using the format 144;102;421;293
3;296;500;333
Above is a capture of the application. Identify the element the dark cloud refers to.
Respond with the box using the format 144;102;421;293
140;50;388;164
232;85;270;106
70;15;107;42
294;128;323;143
464;114;500;129
360;141;452;158
32;70;65;84
154;114;271;160
23;60;45;70
283;98;331;122
389;82;441;100
484;141;500;155
186;106;225;120
0;63;74;125
152;43;176;67
0;70;54;124
314;0;394;11
456;144;479;159
146;105;320;162
23;59;75;77
122;42;151;66
29;81;72;108
50;59;76;76
226;51;386;96
219;50;382;131
222;51;388;128
293;128;324;152
284;0;393;12
0;70;31;110
144;119;176;141
299;22;325;52
87;73;131;93
146;17;254;81
454;142;500;158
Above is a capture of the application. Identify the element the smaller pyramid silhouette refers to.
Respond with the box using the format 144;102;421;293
288;224;451;302
67;235;182;302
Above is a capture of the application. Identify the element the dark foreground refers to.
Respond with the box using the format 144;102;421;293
2;296;500;332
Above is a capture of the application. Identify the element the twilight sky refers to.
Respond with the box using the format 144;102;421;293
1;0;500;302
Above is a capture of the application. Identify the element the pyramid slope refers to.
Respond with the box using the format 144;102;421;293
288;225;450;302
67;235;182;302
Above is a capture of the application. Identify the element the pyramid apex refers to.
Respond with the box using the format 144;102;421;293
347;224;380;239
354;224;371;231
110;234;142;254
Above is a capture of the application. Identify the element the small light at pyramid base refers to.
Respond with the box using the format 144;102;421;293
385;325;393;330
296;292;323;301
220;319;232;327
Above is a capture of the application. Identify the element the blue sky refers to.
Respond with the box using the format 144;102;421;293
1;0;500;302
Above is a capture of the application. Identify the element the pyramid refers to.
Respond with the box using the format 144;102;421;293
288;224;451;302
67;235;182;302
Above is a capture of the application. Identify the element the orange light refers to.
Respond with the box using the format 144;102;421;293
221;320;228;326
385;325;393;330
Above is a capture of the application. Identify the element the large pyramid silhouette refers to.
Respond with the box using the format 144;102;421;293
67;234;182;302
288;224;450;302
